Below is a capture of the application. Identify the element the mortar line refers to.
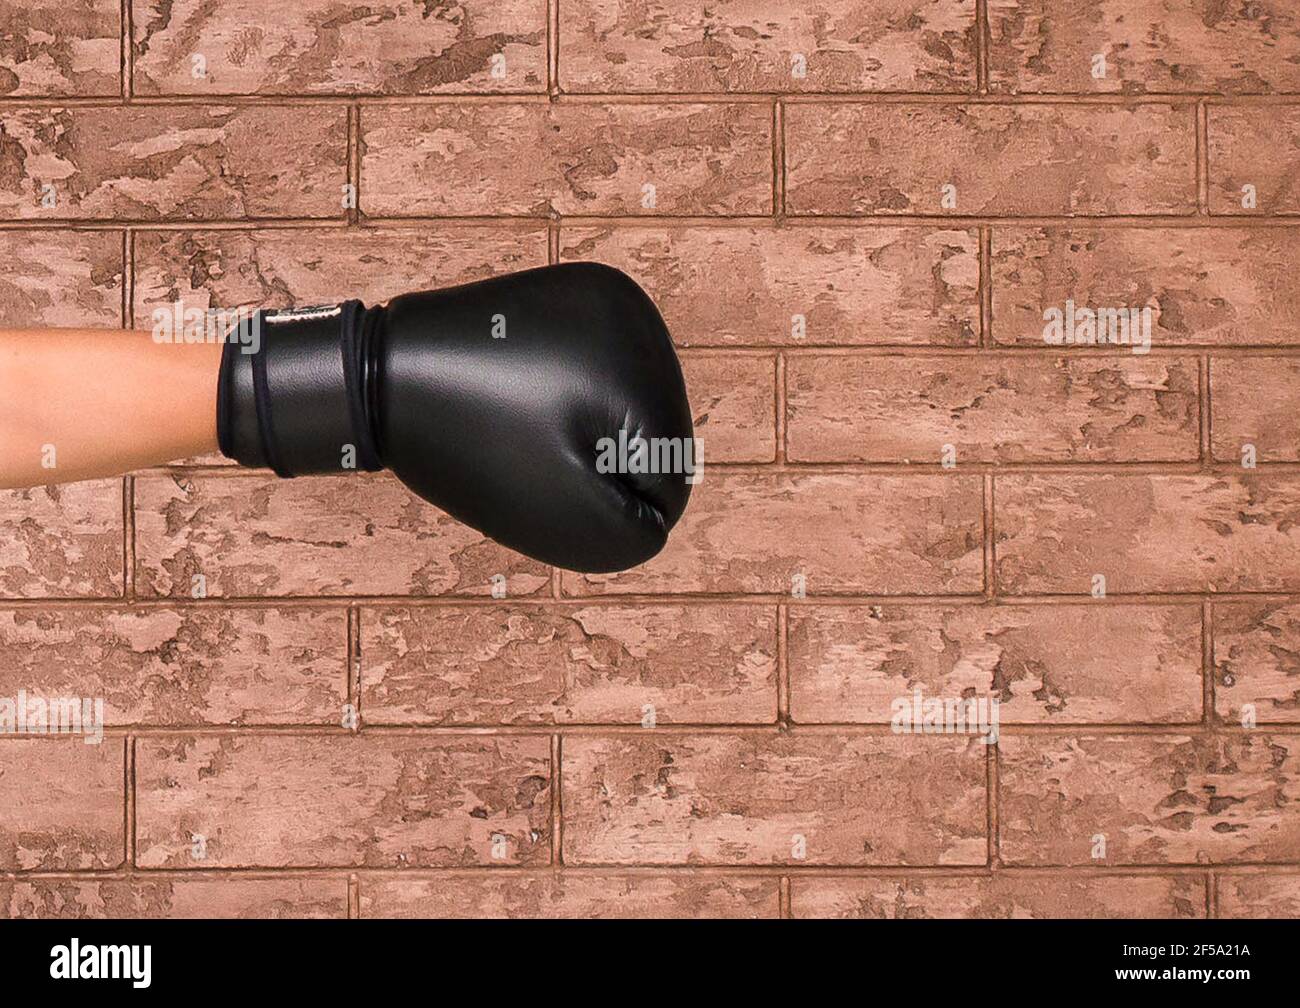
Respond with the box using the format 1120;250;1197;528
772;99;785;219
779;876;792;918
979;224;992;346
120;229;131;328
8;722;1293;740
119;0;132;102
987;740;1000;869
347;606;361;734
346;103;361;225
125;736;136;868
773;352;786;463
348;873;360;919
1202;355;1215;463
555;91;1268;105
768;213;1295;226
0;217;354;230
13;589;1300;608
1196;101;1210;214
788;345;1300;360
8;214;1300;231
983;474;996;599
124;227;136;326
547;0;560;96
679;348;782;364
777;603;790;725
122;476;135;601
550;734;564;866
975;0;990;94
1199;355;1212;463
8;864;1300;881
12;92;1300;107
1203;599;1217;730
123;456;1300;475
778;344;1300;355
1207;870;1217;918
78;861;1300;876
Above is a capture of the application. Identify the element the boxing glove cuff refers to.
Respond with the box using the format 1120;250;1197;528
217;301;386;477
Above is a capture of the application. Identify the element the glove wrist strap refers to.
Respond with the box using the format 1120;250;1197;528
216;301;386;477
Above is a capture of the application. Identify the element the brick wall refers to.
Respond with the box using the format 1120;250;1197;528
2;0;1300;919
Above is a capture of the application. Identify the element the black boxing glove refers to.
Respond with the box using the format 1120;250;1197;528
215;263;695;574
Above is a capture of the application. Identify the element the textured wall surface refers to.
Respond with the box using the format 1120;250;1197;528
2;0;1300;919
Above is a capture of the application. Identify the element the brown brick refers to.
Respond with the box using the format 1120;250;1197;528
681;354;776;462
135;735;551;868
788;603;1202;724
1213;601;1300;725
1211;357;1300;462
1209;106;1300;214
133;0;545;95
0;106;347;221
0;607;347;726
792;873;1205;918
132;474;550;599
563;472;984;596
999;734;1300;865
995;474;1300;594
989;0;1300;95
360;604;777;725
992;227;1300;348
1;877;347;919
786;355;1198;463
0;230;122;327
0;739;124;870
0;1;119;97
560;225;980;347
360;102;772;217
133;226;549;323
563;734;986;865
1218;873;1300;918
0;482;123;599
786;103;1196;216
560;0;976;93
360;873;779;918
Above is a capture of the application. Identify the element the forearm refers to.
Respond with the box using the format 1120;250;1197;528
0;328;223;489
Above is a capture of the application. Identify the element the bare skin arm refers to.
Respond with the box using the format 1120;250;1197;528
0;328;223;489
